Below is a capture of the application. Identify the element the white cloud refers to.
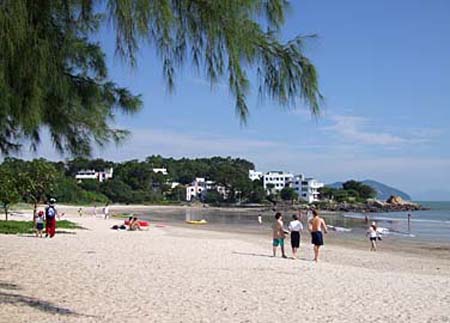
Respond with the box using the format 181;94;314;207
322;114;435;146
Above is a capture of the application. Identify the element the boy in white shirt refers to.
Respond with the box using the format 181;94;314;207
288;214;304;259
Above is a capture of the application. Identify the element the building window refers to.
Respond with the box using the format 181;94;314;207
302;181;308;185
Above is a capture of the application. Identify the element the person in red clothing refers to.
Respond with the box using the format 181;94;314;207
45;198;57;238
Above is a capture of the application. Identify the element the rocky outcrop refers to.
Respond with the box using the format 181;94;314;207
386;195;407;205
309;196;427;213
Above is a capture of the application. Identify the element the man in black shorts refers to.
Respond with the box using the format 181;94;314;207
308;210;328;262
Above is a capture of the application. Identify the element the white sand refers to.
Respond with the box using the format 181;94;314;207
0;215;449;323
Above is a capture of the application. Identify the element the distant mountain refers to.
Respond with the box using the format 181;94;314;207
326;179;411;201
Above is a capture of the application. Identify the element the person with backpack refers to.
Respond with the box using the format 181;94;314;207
45;198;58;238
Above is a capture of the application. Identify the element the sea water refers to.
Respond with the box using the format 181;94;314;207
342;201;450;242
139;201;450;244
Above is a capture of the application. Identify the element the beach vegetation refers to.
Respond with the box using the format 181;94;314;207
280;187;298;203
203;190;225;205
0;163;21;221
0;155;276;206
0;220;82;235
0;1;321;156
2;158;57;220
319;180;377;203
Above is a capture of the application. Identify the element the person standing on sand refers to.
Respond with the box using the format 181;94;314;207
35;210;45;238
288;214;303;259
308;210;328;262
103;203;110;220
45;198;57;238
272;212;287;258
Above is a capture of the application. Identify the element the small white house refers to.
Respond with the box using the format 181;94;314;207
249;170;263;182
152;168;168;175
75;168;113;182
186;178;227;201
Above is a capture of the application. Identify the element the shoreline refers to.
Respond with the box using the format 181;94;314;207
5;204;450;261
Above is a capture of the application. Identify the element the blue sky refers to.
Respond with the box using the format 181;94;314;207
20;0;450;200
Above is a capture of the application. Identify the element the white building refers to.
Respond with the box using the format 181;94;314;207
290;174;324;203
249;170;263;182
152;168;168;175
75;168;114;182
262;171;294;193
186;178;227;201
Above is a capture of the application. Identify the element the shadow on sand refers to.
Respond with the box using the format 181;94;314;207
232;251;313;262
0;282;95;319
0;281;21;290
18;231;77;238
232;251;275;258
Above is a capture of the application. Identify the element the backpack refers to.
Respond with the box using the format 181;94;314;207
46;206;56;218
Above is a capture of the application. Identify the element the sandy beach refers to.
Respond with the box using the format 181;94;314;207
1;210;450;323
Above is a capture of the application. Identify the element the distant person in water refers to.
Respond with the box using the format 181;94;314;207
308;210;328;262
272;212;287;258
257;214;262;224
288;214;303;259
367;222;379;251
407;213;412;232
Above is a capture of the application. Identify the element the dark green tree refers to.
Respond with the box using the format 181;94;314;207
100;179;133;204
0;163;21;221
204;190;224;205
280;187;298;203
15;159;58;220
1;1;321;155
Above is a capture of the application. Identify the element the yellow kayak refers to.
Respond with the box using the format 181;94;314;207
185;219;208;225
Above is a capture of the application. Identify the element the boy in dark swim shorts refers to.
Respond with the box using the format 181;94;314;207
308;210;328;262
288;214;304;259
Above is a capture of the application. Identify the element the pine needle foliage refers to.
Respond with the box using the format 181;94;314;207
0;0;321;156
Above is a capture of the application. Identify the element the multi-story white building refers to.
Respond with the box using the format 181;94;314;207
290;174;324;203
262;171;294;193
75;168;114;182
249;170;263;182
252;169;324;203
186;178;227;201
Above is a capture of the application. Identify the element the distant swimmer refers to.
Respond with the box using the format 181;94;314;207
367;222;380;252
308;210;328;262
407;213;412;232
257;214;262;224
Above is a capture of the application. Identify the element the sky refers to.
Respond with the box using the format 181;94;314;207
17;0;450;200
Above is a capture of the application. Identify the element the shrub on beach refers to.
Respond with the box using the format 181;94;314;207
0;220;82;235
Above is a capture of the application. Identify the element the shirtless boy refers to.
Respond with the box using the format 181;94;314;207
308;210;328;262
272;212;287;258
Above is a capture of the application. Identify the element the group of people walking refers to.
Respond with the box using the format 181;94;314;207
34;198;58;238
272;209;328;262
271;208;386;261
